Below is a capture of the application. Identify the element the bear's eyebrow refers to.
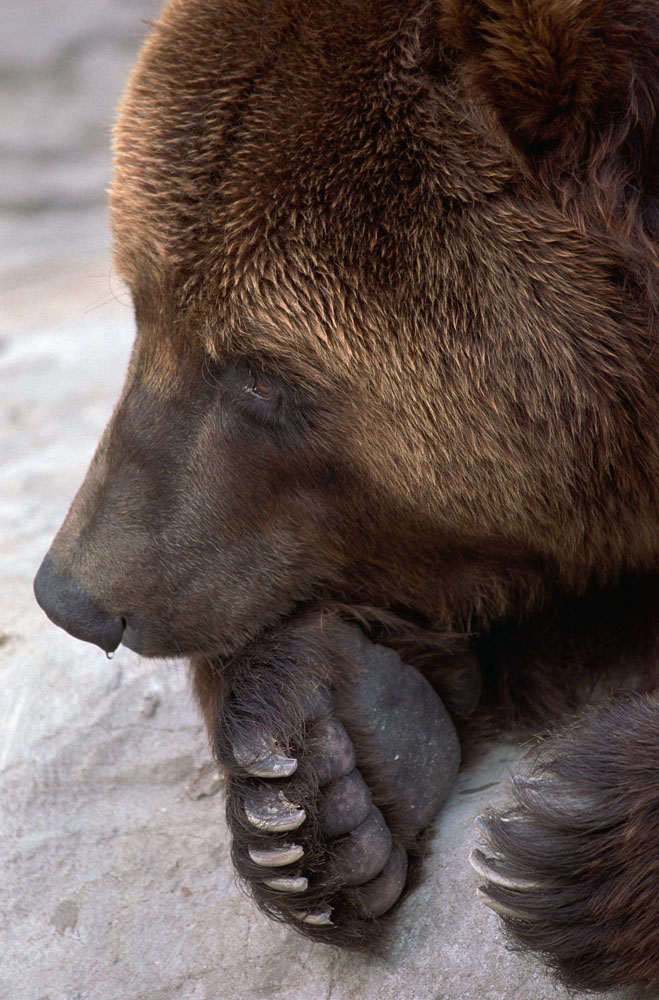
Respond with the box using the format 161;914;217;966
200;315;329;392
227;349;318;393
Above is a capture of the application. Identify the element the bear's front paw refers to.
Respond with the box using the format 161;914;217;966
228;688;408;934
214;615;461;948
471;695;659;992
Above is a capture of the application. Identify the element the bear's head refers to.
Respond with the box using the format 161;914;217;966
34;0;659;660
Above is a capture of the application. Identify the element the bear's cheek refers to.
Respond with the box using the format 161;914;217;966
36;370;345;659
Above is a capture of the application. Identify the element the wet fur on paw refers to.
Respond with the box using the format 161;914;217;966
472;694;659;992
213;610;461;948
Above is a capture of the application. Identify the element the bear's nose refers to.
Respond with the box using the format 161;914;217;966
33;552;125;653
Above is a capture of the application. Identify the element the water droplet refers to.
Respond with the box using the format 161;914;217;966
106;650;114;660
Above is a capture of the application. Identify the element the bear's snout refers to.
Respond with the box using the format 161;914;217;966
33;551;125;654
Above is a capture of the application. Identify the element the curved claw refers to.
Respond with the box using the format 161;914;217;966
477;886;540;921
469;848;539;891
264;875;309;893
298;909;333;926
514;774;542;787
475;812;527;838
244;789;306;833
248;844;304;867
233;734;297;778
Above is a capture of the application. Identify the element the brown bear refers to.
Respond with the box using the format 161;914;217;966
34;0;659;991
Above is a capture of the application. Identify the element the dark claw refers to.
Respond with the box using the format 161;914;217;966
331;805;393;886
320;769;372;838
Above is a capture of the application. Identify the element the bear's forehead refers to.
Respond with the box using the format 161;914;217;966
110;0;513;367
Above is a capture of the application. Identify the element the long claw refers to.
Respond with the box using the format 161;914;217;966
469;848;539;890
233;734;297;778
248;844;304;867
477;886;539;921
264;875;309;893
514;775;544;790
244;789;306;832
475;812;527;837
298;909;333;926
474;814;490;838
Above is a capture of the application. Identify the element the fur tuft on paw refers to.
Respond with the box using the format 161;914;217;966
211;610;461;949
473;693;659;991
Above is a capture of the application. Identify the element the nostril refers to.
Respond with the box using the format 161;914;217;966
34;552;125;654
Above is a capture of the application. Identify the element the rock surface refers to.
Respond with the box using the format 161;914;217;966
0;2;631;998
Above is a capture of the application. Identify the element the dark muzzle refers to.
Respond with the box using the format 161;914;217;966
33;552;125;653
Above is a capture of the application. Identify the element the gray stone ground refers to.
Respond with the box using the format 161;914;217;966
0;4;634;999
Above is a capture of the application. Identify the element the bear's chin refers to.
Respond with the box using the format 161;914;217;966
120;610;304;662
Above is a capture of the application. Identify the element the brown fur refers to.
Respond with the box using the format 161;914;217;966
36;0;659;990
480;694;659;992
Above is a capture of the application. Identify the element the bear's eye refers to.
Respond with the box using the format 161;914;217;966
211;358;316;447
244;372;278;401
215;359;313;445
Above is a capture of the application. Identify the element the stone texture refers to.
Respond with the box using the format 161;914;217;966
0;2;633;997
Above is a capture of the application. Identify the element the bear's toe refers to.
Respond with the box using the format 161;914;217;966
352;843;409;917
330;805;393;886
319;770;373;837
